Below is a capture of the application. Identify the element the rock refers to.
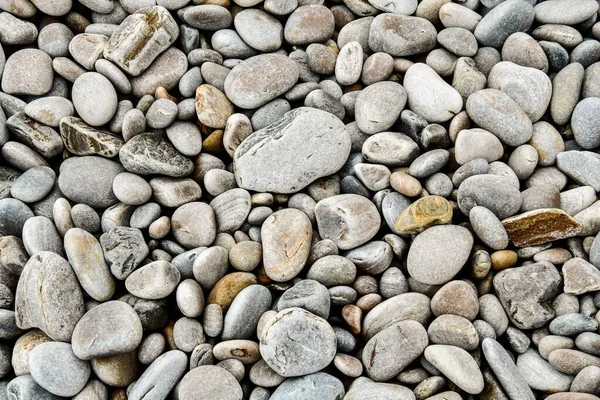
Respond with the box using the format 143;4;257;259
431;280;479;320
493;261;562;330
128;350;187;400
270;372;344;400
517;348;573;393
172;202;216;249
6;113;63;158
224;54;299;109
551;63;585;125
64;228;115;301
60;116;123;158
262;208;312;282
71;301;143;360
428;315;479;350
474;0;535;48
534;0;599;25
470;206;509;250
362;320;428;381
278;280;330;318
72;72;117;127
6;375;61;400
335;42;363;86
259;308;336;377
29;342;90;397
0;199;33;237
355;81;406;134
207;272;257;310
344;378;415;400
183;6;232;31
234;108;349;193
125;260;181;299
556;151;600;192
284;5;334;45
209;189;251;234
550;313;598;336
195;84;233;129
424;344;484;394
130;47;188;97
100;227;148;280
0;236;28;275
315;194;381;250
58;156;123;208
222;285;271;340
15;252;84;341
502;208;581;247
394;195;453;235
455;128;503;165
25;97;73;128
150;177;201;208
368;15;436;56
362;292;431;340
407;225;473;285
549;349;600;375
178;365;243;400
404;63;463;123
235;9;283;52
119;133;193;177
482;338;536;400
103;6;179;76
466;89;533;146
457;174;523;219
1;49;53;96
487;61;552;122
10;166;55;204
572;98;600;150
90;351;138;387
362;131;419;167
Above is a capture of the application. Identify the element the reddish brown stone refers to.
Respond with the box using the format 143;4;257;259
502;208;581;247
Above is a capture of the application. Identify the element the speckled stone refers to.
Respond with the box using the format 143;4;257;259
502;209;581;247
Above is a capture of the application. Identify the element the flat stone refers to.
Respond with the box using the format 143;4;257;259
235;9;283;52
394;195;452;235
344;378;415;400
466;88;533;146
224;54;299;109
270;372;344;400
64;228;115;301
425;344;484;394
493;261;562;330
209;188;251;234
130;47;188;97
119;133;193;177
29;342;90;397
368;14;436;56
234;107;350;193
58;156;123;208
259;308;336;377
15;252;84;342
457;174;523;219
483;338;536;400
362;320;428;381
407;225;473;285
550;313;598;336
7;113;63;158
179;365;243;400
428;315;479;350
502;208;581;247
534;0;599;25
103;6;179;76
284;5;334;45
183;5;232;31
315;194;381;250
278;279;330;319
262;208;312;282
24;97;74;128
60;116;123;158
10;166;55;203
557;151;600;192
517;348;572;392
474;0;535;48
0;235;28;275
195;84;233;129
404;63;463;123
128;350;187;400
551;62;585;125
362;131;419;167
222;285;272;340
125;260;181;299
1;49;53;96
455;128;503;165
362;292;431;340
71;300;143;360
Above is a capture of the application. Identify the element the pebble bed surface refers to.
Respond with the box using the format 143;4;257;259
2;0;600;399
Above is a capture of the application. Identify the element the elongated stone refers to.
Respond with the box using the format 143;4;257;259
502;208;581;247
103;6;179;76
119;133;193;177
7;113;63;158
59;116;123;158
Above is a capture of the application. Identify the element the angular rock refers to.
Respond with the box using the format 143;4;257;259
563;258;600;295
7;113;63;158
59;116;123;158
502;208;581;247
119;133;193;177
100;227;149;280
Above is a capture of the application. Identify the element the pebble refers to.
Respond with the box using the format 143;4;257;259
7;112;64;158
179;365;243;400
125;260;181;299
72;72;117;127
1;49;53;96
474;0;535;48
119;133;193;177
10;167;55;204
502;208;581;247
425;344;484;394
483;338;536;400
128;350;187;400
270;372;344;400
355;81;406;134
517;348;573;392
222;284;271;340
368;14;436;56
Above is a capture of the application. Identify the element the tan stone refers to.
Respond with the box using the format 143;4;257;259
502;208;581;247
390;171;422;197
394;195;452;234
491;250;518;271
207;272;257;310
195;84;234;129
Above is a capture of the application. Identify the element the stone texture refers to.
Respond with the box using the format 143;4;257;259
502;208;581;247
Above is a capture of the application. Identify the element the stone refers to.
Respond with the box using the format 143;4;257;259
90;351;138;387
502;208;581;247
457;174;523;219
207;272;257;310
145;98;177;129
284;5;334;45
172;202;216;249
493;262;562;330
368;15;437;57
10;166;55;204
474;0;535;48
270;372;344;400
315;194;381;250
534;0;599;25
64;228;115;301
183;5;232;31
15;252;84;341
60;116;123;158
29;342;90;397
222;285;271;340
209;189;251;234
394;195;452;235
278;279;330;318
21;217;61;256
572;98;600;150
103;6;179;76
335;42;363;86
404;63;463;123
130;47;188;97
119;133;193;177
551;63;585;125
195;84;233;129
234;108;349;193
362;320;428;381
128;350;187;400
344;378;415;400
455;128;503;165
71;301;143;360
100;227;148;280
425;344;484;394
125;260;181;299
517;348;572;393
224;54;299;109
58;156;123;208
549;349;600;375
469;206;509;250
179;365;243;400
235;9;283;52
362;292;431;340
550;313;598;336
431;280;479;320
7;113;63;158
0;236;27;275
407;225;473;285
483;338;536;400
563;258;600;295
466;88;533;146
6;375;61;400
72;72;117;127
1;49;53;96
259;308;336;377
355;81;406;134
24;97;73;128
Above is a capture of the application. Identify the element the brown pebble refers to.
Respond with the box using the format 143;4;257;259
390;171;422;197
502;209;582;247
491;250;518;271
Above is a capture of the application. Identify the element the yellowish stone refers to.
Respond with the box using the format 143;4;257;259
394;195;453;234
